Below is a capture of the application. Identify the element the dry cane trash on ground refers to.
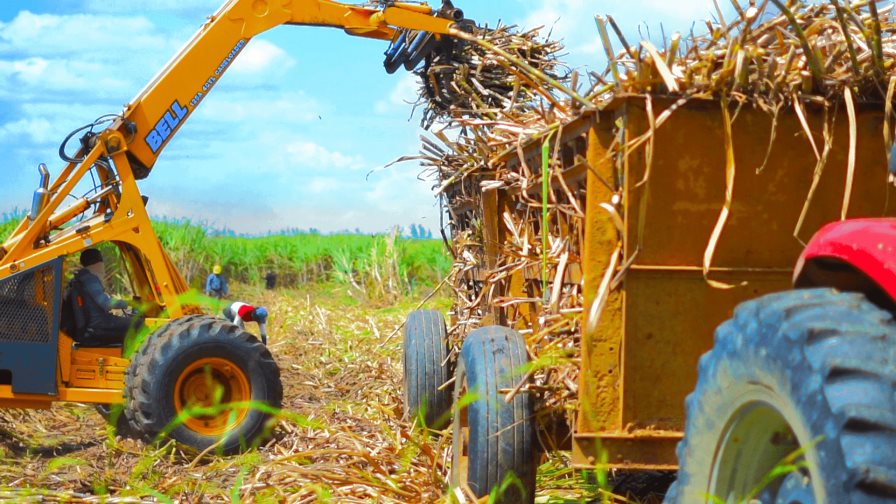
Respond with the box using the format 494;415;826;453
412;0;896;446
0;288;457;502
2;1;896;502
0;286;603;502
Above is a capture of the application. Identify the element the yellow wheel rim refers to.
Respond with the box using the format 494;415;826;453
173;357;251;436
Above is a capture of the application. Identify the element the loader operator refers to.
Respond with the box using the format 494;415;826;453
65;248;144;346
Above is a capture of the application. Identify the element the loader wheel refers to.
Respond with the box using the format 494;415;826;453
666;289;896;504
403;310;452;429
125;315;282;454
450;326;536;503
95;404;137;439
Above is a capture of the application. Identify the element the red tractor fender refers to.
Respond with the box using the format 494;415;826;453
794;218;896;306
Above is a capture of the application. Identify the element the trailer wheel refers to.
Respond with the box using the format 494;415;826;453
403;310;452;429
666;289;896;504
450;326;535;503
124;315;282;454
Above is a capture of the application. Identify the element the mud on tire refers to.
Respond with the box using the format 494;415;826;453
124;315;282;454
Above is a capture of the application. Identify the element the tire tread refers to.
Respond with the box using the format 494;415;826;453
124;315;282;454
669;289;896;503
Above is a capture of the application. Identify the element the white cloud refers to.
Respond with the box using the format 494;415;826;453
522;0;719;29
364;162;438;214
7;57;48;79
0;57;135;98
229;39;295;79
145;188;433;235
308;177;342;194
0;11;162;57
81;0;219;16
0;11;180;105
519;0;589;43
6;0;685;235
284;141;365;170
0;101;115;148
375;73;421;114
0;118;54;144
195;89;320;124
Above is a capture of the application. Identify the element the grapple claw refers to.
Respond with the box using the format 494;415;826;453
382;0;474;91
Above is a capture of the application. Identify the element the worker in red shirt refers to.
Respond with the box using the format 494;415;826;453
222;301;269;344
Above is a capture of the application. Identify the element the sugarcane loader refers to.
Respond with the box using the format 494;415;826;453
0;0;471;454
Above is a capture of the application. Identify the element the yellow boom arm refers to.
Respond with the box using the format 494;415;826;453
0;0;464;318
119;0;460;176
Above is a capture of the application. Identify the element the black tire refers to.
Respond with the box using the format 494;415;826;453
403;310;452;429
124;315;282;454
95;403;137;439
666;289;896;504
451;326;536;503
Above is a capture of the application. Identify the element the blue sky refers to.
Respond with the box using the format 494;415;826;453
0;0;728;234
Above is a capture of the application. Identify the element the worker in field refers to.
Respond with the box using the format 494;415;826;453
63;248;144;345
222;301;269;344
205;263;229;299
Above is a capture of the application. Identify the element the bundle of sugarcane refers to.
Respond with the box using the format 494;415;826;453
423;132;588;422
419;23;568;128
404;19;592;424
594;0;896;108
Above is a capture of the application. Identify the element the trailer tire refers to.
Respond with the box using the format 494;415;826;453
403;310;452;429
124;315;282;454
451;326;535;503
666;289;896;504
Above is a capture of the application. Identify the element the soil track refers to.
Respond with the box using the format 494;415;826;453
0;286;447;502
0;286;632;502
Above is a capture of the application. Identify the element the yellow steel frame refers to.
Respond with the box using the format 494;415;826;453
482;96;895;469
0;0;462;407
571;96;896;469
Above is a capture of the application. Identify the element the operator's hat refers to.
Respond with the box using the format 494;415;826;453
80;248;104;267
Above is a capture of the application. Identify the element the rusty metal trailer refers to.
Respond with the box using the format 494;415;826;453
403;95;894;501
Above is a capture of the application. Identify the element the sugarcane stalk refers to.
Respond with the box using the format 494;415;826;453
595;16;621;85
867;0;886;75
769;0;826;90
666;32;682;68
450;28;593;109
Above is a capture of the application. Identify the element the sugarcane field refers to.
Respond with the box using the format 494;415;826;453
2;0;896;502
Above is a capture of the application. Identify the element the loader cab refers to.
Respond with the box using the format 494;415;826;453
79;242;164;317
0;240;167;408
0;256;65;397
58;244;154;346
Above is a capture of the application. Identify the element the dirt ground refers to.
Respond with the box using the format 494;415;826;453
0;285;663;502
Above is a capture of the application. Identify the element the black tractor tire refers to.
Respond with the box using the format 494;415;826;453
451;326;536;503
124;315;282;455
666;289;896;504
95;403;137;439
403;309;452;429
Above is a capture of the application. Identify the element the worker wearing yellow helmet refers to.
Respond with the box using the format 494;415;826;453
205;263;229;299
